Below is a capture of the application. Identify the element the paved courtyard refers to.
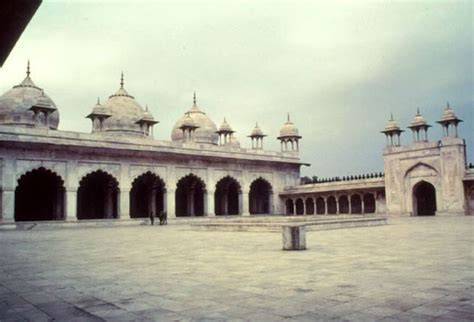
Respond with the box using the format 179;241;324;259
0;216;473;321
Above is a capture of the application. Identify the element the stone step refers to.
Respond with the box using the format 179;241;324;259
189;217;388;232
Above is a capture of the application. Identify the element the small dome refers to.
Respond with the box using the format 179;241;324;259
0;62;59;129
384;114;400;131
100;73;149;136
278;113;299;138
218;118;233;132
171;93;219;145
88;98;110;117
181;112;196;128
249;122;264;137
440;102;457;121
410;108;428;127
141;105;155;122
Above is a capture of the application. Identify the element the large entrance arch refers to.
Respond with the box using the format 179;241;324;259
413;181;437;216
215;176;241;215
15;167;65;222
249;178;272;215
176;174;205;217
77;170;119;220
130;172;165;218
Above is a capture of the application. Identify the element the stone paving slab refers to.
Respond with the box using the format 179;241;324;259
0;216;473;321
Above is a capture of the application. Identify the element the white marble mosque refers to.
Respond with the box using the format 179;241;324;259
0;63;472;223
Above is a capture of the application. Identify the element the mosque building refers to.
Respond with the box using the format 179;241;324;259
0;63;472;223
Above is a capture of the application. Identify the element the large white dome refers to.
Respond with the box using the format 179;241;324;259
99;74;152;136
171;94;218;145
0;64;59;129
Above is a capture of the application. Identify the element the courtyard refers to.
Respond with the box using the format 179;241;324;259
0;216;473;321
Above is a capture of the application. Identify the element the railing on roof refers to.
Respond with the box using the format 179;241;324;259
301;172;385;185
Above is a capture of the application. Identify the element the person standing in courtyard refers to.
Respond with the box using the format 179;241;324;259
149;210;154;225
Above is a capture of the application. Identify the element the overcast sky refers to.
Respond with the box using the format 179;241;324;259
0;0;472;177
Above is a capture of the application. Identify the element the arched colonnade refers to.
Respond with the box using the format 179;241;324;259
8;167;275;221
284;192;377;215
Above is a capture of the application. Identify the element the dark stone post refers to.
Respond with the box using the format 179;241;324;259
282;225;306;250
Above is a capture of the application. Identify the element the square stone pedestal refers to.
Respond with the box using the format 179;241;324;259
282;225;306;250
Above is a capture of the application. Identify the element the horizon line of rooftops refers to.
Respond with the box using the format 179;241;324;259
0;62;303;153
0;62;467;153
381;105;464;147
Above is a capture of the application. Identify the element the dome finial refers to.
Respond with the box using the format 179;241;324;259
26;60;31;77
417;107;420;115
120;72;124;89
287;112;290;122
193;91;196;105
145;104;149;112
97;97;100;104
447;101;450;108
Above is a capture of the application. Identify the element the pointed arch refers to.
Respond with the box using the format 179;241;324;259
295;198;304;215
130;172;166;218
249;177;273;215
404;162;439;179
77;170;119;220
316;197;325;215
350;194;362;214
338;195;349;214
176;174;206;217
15;167;65;222
363;193;376;213
285;199;294;215
305;197;314;215
215;176;241;215
413;180;437;216
327;196;337;214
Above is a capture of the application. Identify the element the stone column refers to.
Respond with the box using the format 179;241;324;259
105;183;114;219
206;190;215;216
361;196;365;214
238;192;243;215
65;188;77;221
313;198;317;216
302;198;306;215
324;197;328;215
1;190;15;223
242;190;250;216
268;192;274;215
335;196;339;214
166;188;176;219
119;189;130;220
348;195;352;214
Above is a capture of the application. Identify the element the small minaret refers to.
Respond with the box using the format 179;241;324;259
136;105;159;137
407;108;431;142
216;118;235;145
277;113;301;152
248;122;266;149
179;112;199;142
86;98;111;133
380;113;403;146
436;102;463;138
29;90;57;128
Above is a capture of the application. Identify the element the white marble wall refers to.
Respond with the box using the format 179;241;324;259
383;137;467;216
0;149;300;222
